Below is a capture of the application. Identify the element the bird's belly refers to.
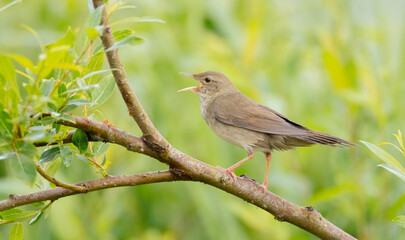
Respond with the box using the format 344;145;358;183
206;117;270;151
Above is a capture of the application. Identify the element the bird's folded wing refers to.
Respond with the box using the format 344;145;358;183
213;93;309;136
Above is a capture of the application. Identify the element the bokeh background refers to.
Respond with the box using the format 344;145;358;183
1;0;405;239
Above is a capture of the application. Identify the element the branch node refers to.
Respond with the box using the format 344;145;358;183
305;206;316;212
9;194;17;200
274;215;286;222
141;135;166;153
169;167;191;180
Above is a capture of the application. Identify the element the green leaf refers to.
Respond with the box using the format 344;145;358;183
85;52;104;84
113;29;135;42
59;114;75;123
85;5;104;29
24;131;46;142
378;164;405;182
29;211;44;225
101;154;107;166
9;223;22;240
58;82;68;98
8;54;35;72
72;129;88;154
0;54;19;98
106;35;145;52
1;209;38;222
40;78;54;96
92;142;109;156
112;16;165;26
45;158;61;177
0;0;22;13
60;99;94;113
91;76;115;108
60;145;73;167
39;147;61;163
28;126;51;131
361;141;405;173
20;142;37;159
0;151;15;160
63;84;99;94
9;153;36;185
1;209;22;220
82;69;111;81
75;153;89;162
0;106;13;142
66;99;93;107
87;0;95;12
86;28;99;39
86;25;104;39
393;216;405;229
394;130;405;155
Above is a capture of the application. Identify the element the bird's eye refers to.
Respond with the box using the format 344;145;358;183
204;77;212;83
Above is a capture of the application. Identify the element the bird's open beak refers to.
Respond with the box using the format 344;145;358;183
178;72;200;92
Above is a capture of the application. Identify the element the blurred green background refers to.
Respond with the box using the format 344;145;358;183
1;0;405;239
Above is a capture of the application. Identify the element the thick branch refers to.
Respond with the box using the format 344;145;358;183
0;170;178;211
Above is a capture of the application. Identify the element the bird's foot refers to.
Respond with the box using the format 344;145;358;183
260;183;268;190
216;166;237;179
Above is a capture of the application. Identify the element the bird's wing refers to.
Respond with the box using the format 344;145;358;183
213;93;309;136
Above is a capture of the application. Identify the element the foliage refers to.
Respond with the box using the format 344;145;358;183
362;130;405;229
0;0;150;236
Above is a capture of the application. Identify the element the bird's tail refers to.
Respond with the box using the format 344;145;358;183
295;130;356;147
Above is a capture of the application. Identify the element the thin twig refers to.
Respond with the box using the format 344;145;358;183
35;165;87;192
0;170;179;211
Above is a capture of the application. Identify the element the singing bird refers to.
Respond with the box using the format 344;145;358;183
178;71;354;187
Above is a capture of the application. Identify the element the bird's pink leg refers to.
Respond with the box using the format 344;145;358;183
262;152;272;188
218;152;255;179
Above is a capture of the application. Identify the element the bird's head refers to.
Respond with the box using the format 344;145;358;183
178;71;237;101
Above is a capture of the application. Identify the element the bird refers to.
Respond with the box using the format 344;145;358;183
178;71;355;188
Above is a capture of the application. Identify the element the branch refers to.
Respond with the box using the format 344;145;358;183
54;114;354;240
35;164;87;192
93;0;167;147
0;170;179;211
33;130;101;147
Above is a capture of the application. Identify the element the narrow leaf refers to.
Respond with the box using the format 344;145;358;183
9;153;36;185
106;36;145;52
0;151;15;160
59;114;75;123
40;79;54;96
91;76;115;108
393;216;405;229
60;145;73;167
29;211;44;225
378;164;405;182
66;99;93;106
75;153;89;162
39;147;61;163
9;223;22;240
361;141;405;172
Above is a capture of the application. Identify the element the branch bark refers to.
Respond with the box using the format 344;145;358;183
0;171;179;211
0;1;357;240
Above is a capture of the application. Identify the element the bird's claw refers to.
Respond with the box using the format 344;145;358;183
216;166;237;180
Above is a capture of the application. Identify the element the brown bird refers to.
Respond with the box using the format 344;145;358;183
178;71;355;188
